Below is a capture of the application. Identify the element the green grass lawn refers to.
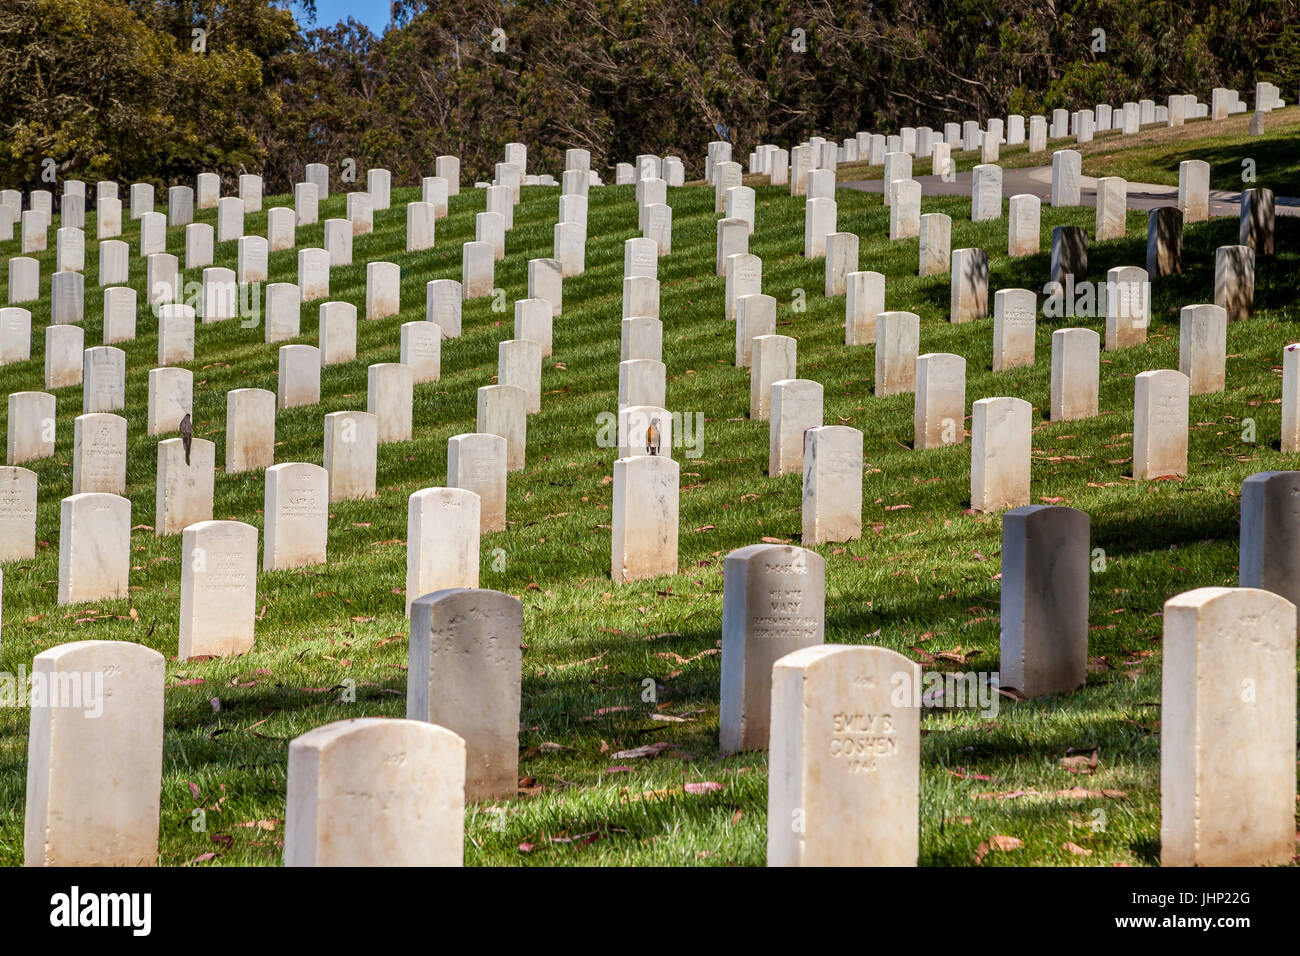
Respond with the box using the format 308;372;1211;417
0;121;1296;866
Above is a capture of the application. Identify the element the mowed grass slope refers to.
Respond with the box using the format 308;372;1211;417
832;108;1300;198
0;121;1295;865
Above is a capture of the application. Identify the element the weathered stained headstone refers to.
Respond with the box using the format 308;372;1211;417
875;311;919;395
102;286;136;344
1178;303;1227;394
528;258;562;318
0;466;36;563
0;306;31;366
1095;176;1127;240
724;252;762;321
346;192;373;235
463;241;495;297
1104;266;1149;350
1214;244;1254;321
239;173;262;213
992;288;1036;371
999;505;1090;697
265;282;301;343
226;388;275;473
884;176;920;240
1284;345;1300;453
155;436;215;535
1160;587;1296;866
278;345;321;409
1050;150;1081;206
323;218;352;267
845;271;885;346
610;454;678;582
770;379;823;477
284;717;465;867
405;488;480;617
1049;328;1100;420
179;520;257;658
298;247;330;302
1133;370;1189;480
24;640;163;866
71;413;126;495
267;207;295;252
767;644;920;867
295;182;318;226
618;358;666;413
146;366;192;435
750;335;796;421
43;324;81;388
514;298;552;358
918;213;951;276
406;587;520;802
476;385;527;471
950;248;989;323
802;426;863;544
735;294;774;367
824;233;858;296
1240;471;1300;623
970;397;1031;512
1177;160;1210;223
263;463;328;571
914;352;966;449
426;278;463;338
185;223;213;270
323;411;378;501
803;198;836;258
58;492;130;604
368;362;414;444
448;433;507;534
56;227;84;273
719;544;825;755
7;391;55;464
97;197;122;240
237;235;268;283
1008;195;1040;256
50;270;84;324
971;164;1002;221
158;303;195;364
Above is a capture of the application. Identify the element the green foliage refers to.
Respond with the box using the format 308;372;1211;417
4;0;1293;191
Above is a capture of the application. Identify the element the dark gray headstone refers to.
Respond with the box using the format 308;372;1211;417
1240;471;1300;626
1146;206;1183;275
1050;225;1088;284
1000;505;1090;697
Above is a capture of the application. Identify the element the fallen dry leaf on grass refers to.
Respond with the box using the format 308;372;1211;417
974;834;1022;864
1062;841;1093;856
611;741;676;759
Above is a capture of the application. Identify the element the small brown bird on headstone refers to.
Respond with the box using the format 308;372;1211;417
179;413;193;466
646;421;661;456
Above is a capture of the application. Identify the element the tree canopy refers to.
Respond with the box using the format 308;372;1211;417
1;0;1294;190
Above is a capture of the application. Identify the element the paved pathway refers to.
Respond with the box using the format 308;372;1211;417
841;166;1299;217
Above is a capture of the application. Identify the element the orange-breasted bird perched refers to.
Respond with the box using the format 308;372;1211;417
179;413;193;466
646;422;661;456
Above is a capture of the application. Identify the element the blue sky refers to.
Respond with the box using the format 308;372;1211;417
300;0;393;34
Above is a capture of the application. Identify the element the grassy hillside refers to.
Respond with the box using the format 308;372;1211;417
0;124;1295;865
831;108;1300;198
